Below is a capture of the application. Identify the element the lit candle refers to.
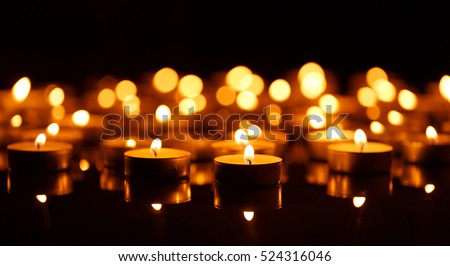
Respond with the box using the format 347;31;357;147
124;138;191;181
214;144;282;186
305;127;355;161
7;133;73;173
327;129;393;173
402;126;450;164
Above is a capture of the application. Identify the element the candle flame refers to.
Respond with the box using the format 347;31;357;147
46;123;60;136
426;126;438;143
243;211;254;221
36;194;47;203
97;88;116;109
354;129;367;152
12;77;31;103
79;159;90;171
234;129;249;145
151;203;162;211
155;104;171;122
424;184;435;194
72;110;90;127
398;89;417;110
48;87;65;106
439;75;450;101
244;145;254;165
150;138;162;156
125;139;137;148
353;196;366;208
34;133;46;149
10;114;22;128
370;121;385;135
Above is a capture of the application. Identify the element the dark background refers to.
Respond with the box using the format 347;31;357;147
0;1;449;92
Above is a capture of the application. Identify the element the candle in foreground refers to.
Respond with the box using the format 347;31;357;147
124;138;191;181
214;144;282;186
7;133;73;173
327;129;393;174
402;126;450;164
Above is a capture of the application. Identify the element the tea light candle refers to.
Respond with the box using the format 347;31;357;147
7;133;73;173
327;129;393;174
214;144;282;186
402;126;450;164
124;138;191;181
306;127;355;161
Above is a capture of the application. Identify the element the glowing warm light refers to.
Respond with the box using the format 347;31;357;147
246;74;265;96
398;89;417;110
326;126;342;140
373;79;396;102
306;106;325;129
125;139;137;148
426;126;438;143
150;138;162;156
247;124;261;139
439;75;450;101
269;79;291;102
46;123;60;136
366;67;388;87
52;105;65;120
424;184;435;194
115;80;137;101
122;95;141;114
353;196;366;208
236;91;258;111
387;110;404;126
72;110;90;127
244;145;255;164
10;114;22;128
153;67;179;93
354;129;367;151
357;87;377;107
151;203;162;211
34;133;46;149
155;105;171;122
48;87;65;106
178;74;203;98
234;129;249;145
300;72;326;99
36;194;47;203
226;66;253;91
319;94;339;114
243;211;254;221
179;98;197;115
370;121;385;134
79;159;90;171
12;77;31;103
366;105;381;120
97;88;116;108
193;94;207;112
216;86;236;106
298;62;325;80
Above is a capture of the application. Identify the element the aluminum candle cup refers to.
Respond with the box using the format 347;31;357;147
124;139;190;182
402;126;450;164
7;135;73;173
327;129;393;174
306;129;355;161
214;145;282;187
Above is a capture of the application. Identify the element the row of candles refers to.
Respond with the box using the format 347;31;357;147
2;63;450;221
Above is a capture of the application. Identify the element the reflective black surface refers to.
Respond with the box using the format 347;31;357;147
2;142;450;245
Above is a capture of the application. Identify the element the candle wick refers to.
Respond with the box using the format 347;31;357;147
152;149;157;156
360;144;364;153
37;143;40;150
247;159;252;165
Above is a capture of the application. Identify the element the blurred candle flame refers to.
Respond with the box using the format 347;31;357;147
234;129;249;145
125;139;137;148
97;88;116;109
439;75;450;101
72;110;90;127
370;121;385;135
269;79;291;102
46;123;60;136
34;133;46;149
48;87;65;107
244;145;254;165
226;66;253;91
151;203;162;211
155;105;171;122
398;89;417;110
243;211;254;221
153;67;179;93
426;126;438;143
79;159;90;171
353;196;366;208
36;194;47;203
354;129;367;152
10;114;22;128
150;138;162;156
12;77;31;103
387;110;404;126
424;184;435;194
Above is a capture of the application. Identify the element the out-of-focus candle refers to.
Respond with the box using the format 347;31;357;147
402;126;450;164
327;129;393;174
7;134;73;173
